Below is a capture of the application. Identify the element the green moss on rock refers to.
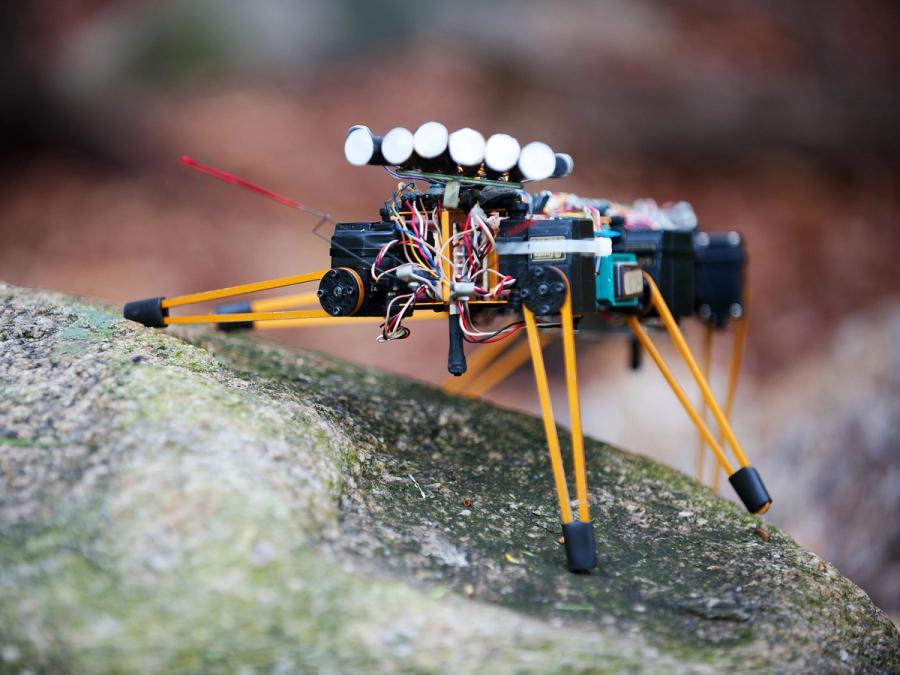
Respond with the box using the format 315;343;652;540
0;283;897;673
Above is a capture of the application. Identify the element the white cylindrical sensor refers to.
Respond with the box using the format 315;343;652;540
448;127;486;168
517;141;556;181
344;125;381;166
381;127;415;166
413;121;449;159
484;133;521;172
552;152;574;178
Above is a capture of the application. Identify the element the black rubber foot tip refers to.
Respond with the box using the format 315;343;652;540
447;313;467;376
729;466;772;514
215;302;254;331
123;297;168;328
562;520;598;572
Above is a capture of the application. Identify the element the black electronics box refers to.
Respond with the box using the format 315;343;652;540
694;232;746;328
614;230;695;318
498;217;597;315
329;221;405;315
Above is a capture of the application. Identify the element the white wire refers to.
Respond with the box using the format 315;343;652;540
378;291;417;342
456;302;521;339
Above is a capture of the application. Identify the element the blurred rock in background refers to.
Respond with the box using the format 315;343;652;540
753;301;900;618
1;0;898;617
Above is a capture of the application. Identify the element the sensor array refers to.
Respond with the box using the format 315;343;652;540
344;122;573;182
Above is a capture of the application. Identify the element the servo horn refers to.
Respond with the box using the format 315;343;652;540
520;267;567;316
317;268;364;316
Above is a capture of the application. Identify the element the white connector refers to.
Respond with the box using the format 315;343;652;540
450;281;476;301
395;264;416;282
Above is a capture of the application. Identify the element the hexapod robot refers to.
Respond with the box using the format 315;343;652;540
124;122;771;573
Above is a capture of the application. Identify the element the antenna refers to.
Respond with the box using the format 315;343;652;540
180;156;330;220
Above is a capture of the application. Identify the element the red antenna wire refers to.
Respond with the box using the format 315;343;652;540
180;155;329;219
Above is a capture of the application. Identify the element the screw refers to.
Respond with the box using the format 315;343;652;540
727;231;742;246
729;303;743;318
695;232;710;247
699;304;712;319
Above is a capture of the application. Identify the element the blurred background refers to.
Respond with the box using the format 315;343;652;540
1;0;898;618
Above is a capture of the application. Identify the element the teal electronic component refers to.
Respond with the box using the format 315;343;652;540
597;253;641;307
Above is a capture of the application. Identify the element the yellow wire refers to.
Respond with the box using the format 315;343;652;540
392;202;432;272
644;273;750;469
524;307;573;524
627;317;735;476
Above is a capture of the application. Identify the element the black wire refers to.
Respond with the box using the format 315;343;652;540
311;212;405;283
311;187;440;285
462;317;526;344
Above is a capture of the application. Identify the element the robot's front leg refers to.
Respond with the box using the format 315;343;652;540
522;267;597;573
123;270;331;328
124;269;452;333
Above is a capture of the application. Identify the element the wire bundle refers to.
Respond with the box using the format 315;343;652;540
371;186;519;343
448;205;522;343
538;192;611;235
538;191;698;232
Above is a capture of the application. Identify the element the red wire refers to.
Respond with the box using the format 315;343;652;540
404;200;419;237
458;304;524;343
462;212;476;269
402;198;436;269
387;288;426;333
180;155;326;217
476;323;525;343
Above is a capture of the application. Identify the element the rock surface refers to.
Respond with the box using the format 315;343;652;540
1;282;897;674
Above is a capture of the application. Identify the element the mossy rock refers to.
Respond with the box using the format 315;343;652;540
0;283;897;673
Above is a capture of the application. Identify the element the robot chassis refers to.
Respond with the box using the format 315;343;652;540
124;123;771;573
